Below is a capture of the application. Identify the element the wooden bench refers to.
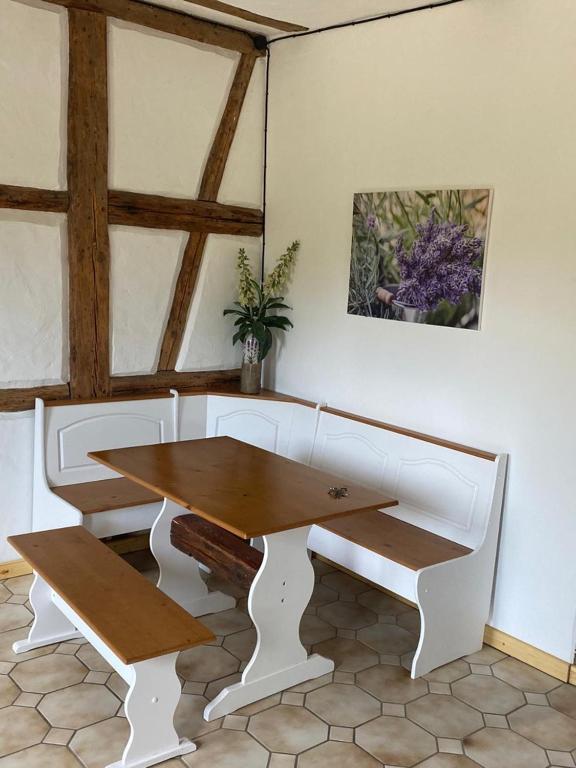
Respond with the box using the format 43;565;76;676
9;526;214;768
33;392;178;540
196;393;508;678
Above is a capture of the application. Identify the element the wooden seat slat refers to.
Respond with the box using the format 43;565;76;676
8;526;214;664
51;477;162;515
171;514;263;590
320;510;472;571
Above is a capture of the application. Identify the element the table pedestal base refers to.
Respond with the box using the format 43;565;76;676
151;499;236;617
204;525;334;720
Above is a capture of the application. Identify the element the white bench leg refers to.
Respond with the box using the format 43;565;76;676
204;526;334;721
412;553;490;678
108;653;195;768
12;574;82;654
150;498;236;617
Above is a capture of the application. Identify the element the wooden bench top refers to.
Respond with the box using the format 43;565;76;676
8;527;214;664
89;437;398;540
52;477;162;515
320;510;472;571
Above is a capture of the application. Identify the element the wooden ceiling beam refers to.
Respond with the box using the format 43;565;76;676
157;51;258;372
0;185;68;214
44;0;264;55
179;0;307;33
108;190;262;234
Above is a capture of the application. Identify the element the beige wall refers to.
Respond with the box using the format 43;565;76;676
265;0;576;661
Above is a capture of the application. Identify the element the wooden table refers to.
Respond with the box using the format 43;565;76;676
90;436;397;720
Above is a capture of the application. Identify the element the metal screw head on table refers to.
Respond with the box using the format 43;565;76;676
328;487;349;499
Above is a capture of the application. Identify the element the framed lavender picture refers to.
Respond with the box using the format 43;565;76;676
348;189;492;330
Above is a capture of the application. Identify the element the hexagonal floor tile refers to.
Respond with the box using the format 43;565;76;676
4;575;33;596
223;629;256;662
317;601;377;630
174;693;221;740
464;727;548;768
300;615;336;646
298;741;380;767
0;628;56;664
313;637;378;673
492;658;558;693
69;717;129;768
357;663;428;704
357;589;413;616
0;584;11;603
0;603;32;633
248;704;328;753
201;609;252;637
321;572;368;599
177;645;240;682
76;644;113;673
205;673;242;700
509;705;576;751
183;729;268;768
0;744;83;767
356;715;436;766
11;653;87;693
309;582;338;608
452;674;525;714
0;706;49;756
549;684;576;720
106;672;128;700
397;609;421;635
306;683;380;727
357;623;418;655
464;646;506;666
418;756;483;767
407;694;483;739
0;675;19;707
39;683;121;729
426;660;470;684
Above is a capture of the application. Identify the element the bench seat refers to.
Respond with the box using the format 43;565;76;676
52;477;162;517
171;514;263;591
320;510;472;571
9;526;214;767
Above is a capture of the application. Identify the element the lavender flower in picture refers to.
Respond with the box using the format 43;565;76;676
348;189;492;329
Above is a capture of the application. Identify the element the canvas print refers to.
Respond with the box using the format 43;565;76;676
348;189;491;329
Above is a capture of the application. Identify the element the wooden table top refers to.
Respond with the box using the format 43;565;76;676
89;436;397;540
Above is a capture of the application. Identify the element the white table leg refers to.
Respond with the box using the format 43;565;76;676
150;499;236;617
12;574;82;654
204;526;334;721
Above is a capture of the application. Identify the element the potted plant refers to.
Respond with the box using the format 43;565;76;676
224;241;299;394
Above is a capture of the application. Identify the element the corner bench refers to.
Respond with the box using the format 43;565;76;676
9;526;214;768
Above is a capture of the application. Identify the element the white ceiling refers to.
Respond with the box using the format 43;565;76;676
144;0;458;39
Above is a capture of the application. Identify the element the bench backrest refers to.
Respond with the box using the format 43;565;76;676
310;410;501;550
37;394;179;487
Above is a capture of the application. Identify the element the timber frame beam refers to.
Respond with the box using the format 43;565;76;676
1;0;264;409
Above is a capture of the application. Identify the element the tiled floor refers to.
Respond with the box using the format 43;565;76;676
1;559;575;767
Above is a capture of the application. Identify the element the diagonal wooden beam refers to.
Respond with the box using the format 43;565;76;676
0;184;69;213
179;0;308;33
67;9;111;399
108;190;263;234
157;52;258;371
43;0;264;55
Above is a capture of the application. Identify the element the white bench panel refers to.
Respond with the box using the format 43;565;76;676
44;398;177;487
311;412;496;549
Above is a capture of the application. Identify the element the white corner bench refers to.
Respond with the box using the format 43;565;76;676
9;526;214;768
192;390;507;678
33;392;180;539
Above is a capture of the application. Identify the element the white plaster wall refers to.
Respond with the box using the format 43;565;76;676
0;413;34;561
110;227;185;374
177;235;262;371
109;20;238;198
0;211;67;386
265;0;576;661
0;0;66;188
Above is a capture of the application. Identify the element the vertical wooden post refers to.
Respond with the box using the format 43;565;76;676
67;9;111;399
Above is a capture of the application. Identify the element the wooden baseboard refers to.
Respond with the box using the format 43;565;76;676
315;554;573;684
0;558;33;579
